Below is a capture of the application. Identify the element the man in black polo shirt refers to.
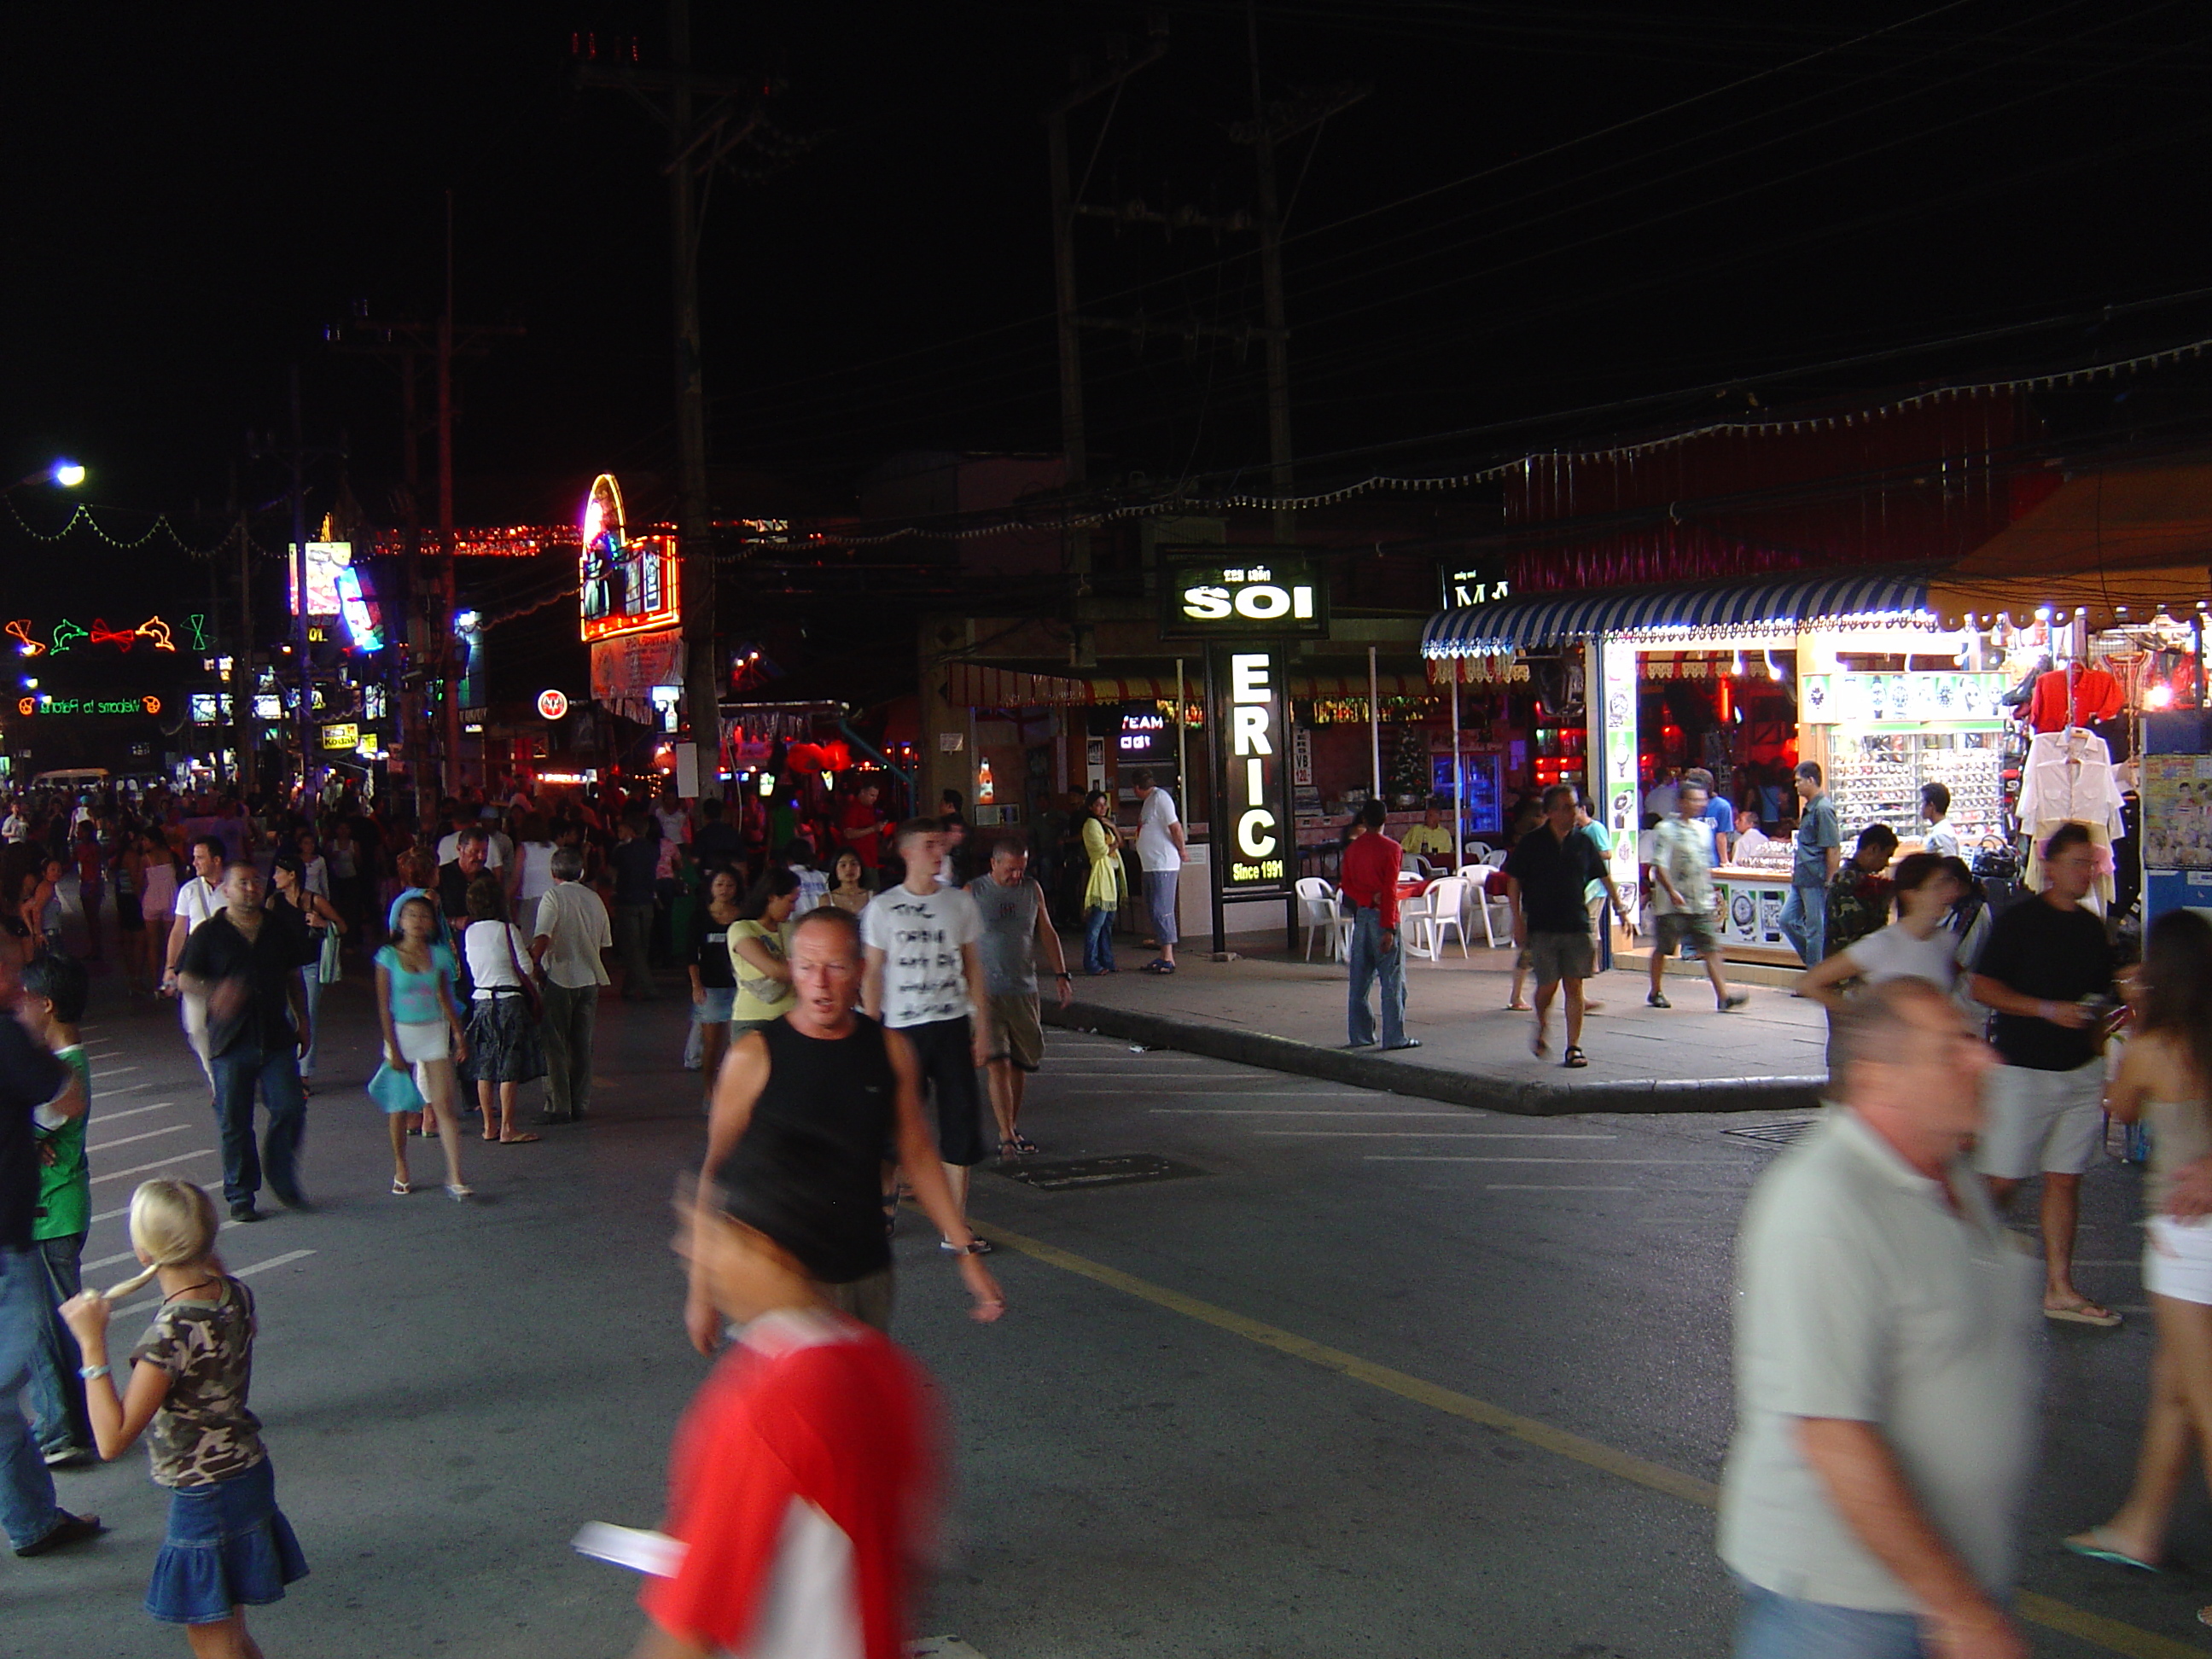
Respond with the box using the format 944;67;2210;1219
177;863;313;1222
1504;783;1609;1069
0;946;100;1557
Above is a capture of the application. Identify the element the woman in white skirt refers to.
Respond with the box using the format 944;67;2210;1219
375;893;472;1200
2065;908;2212;1584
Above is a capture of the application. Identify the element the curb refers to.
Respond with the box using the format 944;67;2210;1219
1044;999;1824;1118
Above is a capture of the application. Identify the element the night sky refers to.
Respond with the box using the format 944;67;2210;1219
7;1;2211;614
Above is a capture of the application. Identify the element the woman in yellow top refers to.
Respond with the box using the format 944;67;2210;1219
726;866;801;1037
1080;788;1126;975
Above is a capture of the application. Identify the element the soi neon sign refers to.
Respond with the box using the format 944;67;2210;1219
1161;554;1328;642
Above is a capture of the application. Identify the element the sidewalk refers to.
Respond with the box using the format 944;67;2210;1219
1045;938;1826;1116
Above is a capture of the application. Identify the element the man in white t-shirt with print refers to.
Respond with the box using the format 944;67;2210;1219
159;835;230;1088
861;818;993;1251
1129;769;1185;975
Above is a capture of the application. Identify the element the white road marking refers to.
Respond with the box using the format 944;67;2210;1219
112;1250;317;1316
90;1066;140;1075
79;1101;182;1125
1256;1129;1616;1138
93;1080;156;1093
90;1148;215;1184
1486;1185;1637;1192
1150;1108;1487;1116
1365;1156;1712;1164
85;1124;191;1155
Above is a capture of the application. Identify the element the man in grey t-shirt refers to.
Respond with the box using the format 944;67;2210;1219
1780;760;1842;964
966;839;1071;1159
1720;977;2034;1659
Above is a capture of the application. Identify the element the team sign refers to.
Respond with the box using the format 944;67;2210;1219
1160;554;1328;641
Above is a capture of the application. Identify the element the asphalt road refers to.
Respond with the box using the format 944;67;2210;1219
3;964;2199;1659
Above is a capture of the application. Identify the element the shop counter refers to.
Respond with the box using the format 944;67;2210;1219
1709;865;1804;967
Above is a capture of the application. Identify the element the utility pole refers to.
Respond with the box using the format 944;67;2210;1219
328;202;521;808
579;6;811;794
233;511;255;795
1231;3;1369;545
1045;20;1169;666
1245;2;1294;544
249;368;345;804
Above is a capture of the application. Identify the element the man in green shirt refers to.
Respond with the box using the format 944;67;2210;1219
22;954;92;1467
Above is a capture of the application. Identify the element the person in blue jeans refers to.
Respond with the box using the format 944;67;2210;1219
176;864;313;1224
0;945;101;1558
1079;789;1125;975
1781;760;1842;965
1339;800;1418;1051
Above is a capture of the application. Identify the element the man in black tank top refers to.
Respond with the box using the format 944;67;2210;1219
687;907;1006;1348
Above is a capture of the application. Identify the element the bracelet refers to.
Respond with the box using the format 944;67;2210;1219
79;1363;109;1381
1055;971;1071;979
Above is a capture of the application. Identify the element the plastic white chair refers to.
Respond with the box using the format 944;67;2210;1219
1295;876;1349;962
1411;876;1470;960
1481;847;1510;867
1463;841;1493;863
1465;864;1515;946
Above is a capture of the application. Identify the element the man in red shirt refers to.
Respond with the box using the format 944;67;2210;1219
1339;800;1420;1051
839;783;891;883
632;1178;940;1659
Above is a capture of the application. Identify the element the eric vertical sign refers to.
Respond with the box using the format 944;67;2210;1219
1210;647;1293;898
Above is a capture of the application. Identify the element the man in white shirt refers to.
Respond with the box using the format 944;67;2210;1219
1732;807;1771;859
1920;782;1961;859
1128;769;1185;975
159;836;230;1087
861;818;992;1250
436;816;507;870
1;804;25;843
1720;978;2033;1658
531;845;613;1123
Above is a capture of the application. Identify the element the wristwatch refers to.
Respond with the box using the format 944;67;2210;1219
79;1363;110;1382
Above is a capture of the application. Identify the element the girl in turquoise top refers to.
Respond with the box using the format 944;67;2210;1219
375;895;471;1201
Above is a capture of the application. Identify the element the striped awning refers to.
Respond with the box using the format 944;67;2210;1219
948;664;1429;706
1421;568;1939;659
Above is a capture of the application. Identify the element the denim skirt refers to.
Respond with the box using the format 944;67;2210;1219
692;986;736;1024
146;1456;309;1625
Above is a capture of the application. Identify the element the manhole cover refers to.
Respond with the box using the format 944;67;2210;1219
992;1154;1208;1191
1721;1120;1818;1147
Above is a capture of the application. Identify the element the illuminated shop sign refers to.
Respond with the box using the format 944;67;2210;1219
288;542;352;618
1440;556;1511;610
8;616;182;656
1117;703;1168;761
15;694;162;718
579;473;681;643
1161;554;1328;642
320;723;359;750
1210;649;1294;897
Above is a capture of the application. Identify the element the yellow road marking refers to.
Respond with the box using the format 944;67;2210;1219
973;1220;2203;1659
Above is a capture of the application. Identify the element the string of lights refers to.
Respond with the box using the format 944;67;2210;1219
0;494;294;562
800;331;2212;545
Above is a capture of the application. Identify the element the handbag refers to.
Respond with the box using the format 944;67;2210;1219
367;1062;423;1115
500;922;543;1021
317;924;343;986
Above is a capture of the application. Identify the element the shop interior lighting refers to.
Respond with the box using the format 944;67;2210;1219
2147;684;2175;710
1762;649;1783;681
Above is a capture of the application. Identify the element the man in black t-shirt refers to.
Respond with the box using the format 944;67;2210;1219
0;947;100;1557
178;864;313;1223
1504;785;1610;1070
1967;821;2117;1326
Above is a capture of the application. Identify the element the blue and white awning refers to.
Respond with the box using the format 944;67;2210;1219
1421;568;1938;659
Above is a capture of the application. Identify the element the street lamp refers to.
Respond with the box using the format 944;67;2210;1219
9;459;85;490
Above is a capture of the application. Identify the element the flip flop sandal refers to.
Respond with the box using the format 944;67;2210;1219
998;1138;1022;1160
391;1179;412;1196
2045;1302;2123;1327
1012;1134;1039;1154
2064;1529;2159;1573
499;1133;542;1144
1562;1046;1590;1068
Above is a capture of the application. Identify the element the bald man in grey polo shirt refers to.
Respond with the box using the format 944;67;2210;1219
1720;977;2038;1659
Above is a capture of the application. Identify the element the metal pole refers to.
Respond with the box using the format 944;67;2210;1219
438;194;462;797
670;0;721;794
1367;643;1382;797
234;513;255;795
1450;667;1463;866
1174;659;1186;789
1246;0;1295;545
289;366;313;806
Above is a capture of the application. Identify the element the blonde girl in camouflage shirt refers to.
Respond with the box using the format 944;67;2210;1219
61;1179;307;1654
